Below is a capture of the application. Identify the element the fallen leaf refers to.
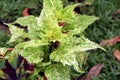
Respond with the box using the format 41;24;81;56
99;36;120;46
22;8;30;16
112;9;120;18
113;50;120;62
85;63;103;80
84;0;94;6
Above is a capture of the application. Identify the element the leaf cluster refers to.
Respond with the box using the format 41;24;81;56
0;0;102;79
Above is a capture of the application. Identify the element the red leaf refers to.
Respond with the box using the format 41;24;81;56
22;8;30;16
99;36;120;46
58;22;66;27
54;41;61;48
43;75;48;80
112;9;120;18
85;63;103;80
113;50;120;62
7;48;14;51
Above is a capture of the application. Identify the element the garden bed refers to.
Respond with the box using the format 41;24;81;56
0;0;120;80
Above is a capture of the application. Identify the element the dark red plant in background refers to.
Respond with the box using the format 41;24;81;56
0;20;10;34
2;60;17;80
1;55;34;80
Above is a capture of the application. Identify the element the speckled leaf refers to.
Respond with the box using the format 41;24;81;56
39;2;63;42
74;36;104;51
61;35;103;52
20;47;44;63
44;0;63;11
11;40;48;63
0;48;8;58
50;45;82;72
45;63;70;80
14;16;36;27
17;40;48;49
50;35;103;72
13;16;40;39
43;0;63;20
8;24;28;43
71;15;99;34
0;48;8;54
61;4;79;23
